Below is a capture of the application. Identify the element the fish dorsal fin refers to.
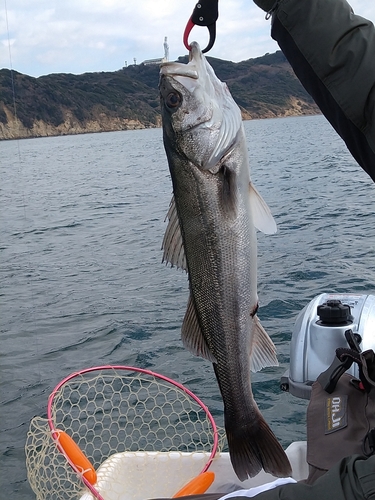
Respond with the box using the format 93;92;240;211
250;315;278;372
182;294;217;363
162;196;187;271
249;182;277;235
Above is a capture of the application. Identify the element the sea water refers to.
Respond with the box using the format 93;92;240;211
1;115;374;499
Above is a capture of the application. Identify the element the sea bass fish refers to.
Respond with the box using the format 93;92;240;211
159;42;291;481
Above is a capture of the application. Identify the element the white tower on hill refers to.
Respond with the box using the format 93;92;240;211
142;37;169;66
164;37;169;62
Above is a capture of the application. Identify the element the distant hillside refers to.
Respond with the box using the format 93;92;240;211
0;51;319;140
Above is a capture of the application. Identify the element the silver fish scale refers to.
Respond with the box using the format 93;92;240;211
174;157;256;380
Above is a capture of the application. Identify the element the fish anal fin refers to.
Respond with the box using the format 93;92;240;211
250;315;278;372
162;195;187;271
182;295;216;363
249;182;277;235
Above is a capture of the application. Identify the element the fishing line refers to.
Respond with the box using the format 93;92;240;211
3;0;44;388
4;0;21;150
4;2;17;124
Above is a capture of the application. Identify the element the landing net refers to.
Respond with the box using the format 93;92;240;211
25;365;219;500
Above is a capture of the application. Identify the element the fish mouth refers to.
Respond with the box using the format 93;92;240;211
160;42;205;91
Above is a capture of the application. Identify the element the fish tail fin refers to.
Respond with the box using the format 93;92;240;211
225;409;292;481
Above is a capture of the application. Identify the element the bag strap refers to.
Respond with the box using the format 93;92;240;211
336;348;375;392
318;348;375;394
359;350;375;391
317;353;353;394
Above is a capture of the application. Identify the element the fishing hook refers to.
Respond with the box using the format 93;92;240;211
183;0;219;53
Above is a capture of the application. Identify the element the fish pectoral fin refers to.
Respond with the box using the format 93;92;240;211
249;182;277;235
250;315;278;372
162;195;187;271
181;294;217;363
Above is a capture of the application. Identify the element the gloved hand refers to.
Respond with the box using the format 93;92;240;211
253;0;278;13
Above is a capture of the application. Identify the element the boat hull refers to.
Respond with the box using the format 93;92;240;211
79;442;308;500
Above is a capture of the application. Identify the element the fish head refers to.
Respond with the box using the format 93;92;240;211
159;42;242;170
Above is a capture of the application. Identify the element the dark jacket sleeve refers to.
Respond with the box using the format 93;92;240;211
265;0;375;182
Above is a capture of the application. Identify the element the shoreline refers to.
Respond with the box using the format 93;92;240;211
0;110;321;141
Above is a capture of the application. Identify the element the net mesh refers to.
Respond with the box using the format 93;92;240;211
25;367;218;500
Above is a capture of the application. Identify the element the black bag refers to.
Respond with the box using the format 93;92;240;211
306;347;375;484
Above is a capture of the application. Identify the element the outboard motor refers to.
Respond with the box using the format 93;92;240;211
281;293;375;399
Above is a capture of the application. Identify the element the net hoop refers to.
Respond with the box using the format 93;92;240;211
46;365;219;500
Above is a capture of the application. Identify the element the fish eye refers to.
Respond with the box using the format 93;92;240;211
166;92;182;109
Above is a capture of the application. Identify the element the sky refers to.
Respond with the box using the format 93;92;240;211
1;0;374;78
